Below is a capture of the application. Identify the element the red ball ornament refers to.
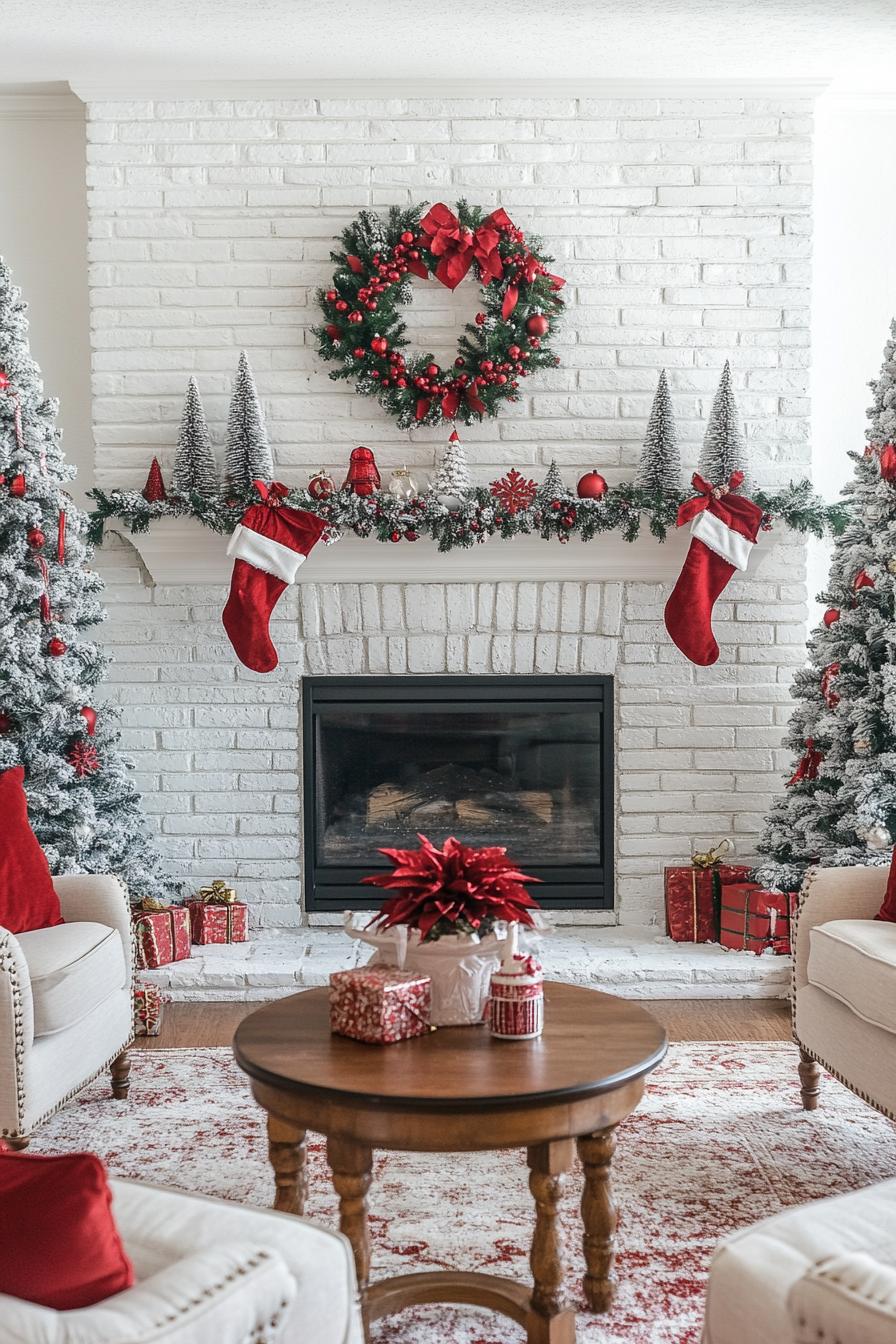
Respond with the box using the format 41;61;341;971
9;474;26;497
27;527;46;549
326;323;341;340
823;608;840;627
308;470;335;500
577;470;608;500
79;706;97;737
400;230;415;244
390;530;401;542
527;313;549;338
47;637;67;657
335;299;349;312
371;336;388;356
426;363;439;378
325;289;337;302
348;311;363;324
474;312;486;326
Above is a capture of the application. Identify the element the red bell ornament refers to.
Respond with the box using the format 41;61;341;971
577;470;608;500
342;446;381;497
47;637;67;657
526;313;549;338
879;443;896;482
79;706;98;737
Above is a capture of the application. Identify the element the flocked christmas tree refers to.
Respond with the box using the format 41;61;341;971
225;351;273;496
636;369;681;493
698;361;751;489
537;458;566;503
172;377;218;498
0;256;175;902
431;429;473;503
754;321;896;892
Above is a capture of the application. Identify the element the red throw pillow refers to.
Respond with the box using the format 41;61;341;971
874;846;896;922
0;1148;133;1308
0;766;63;933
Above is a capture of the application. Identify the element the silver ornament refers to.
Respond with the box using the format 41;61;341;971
864;824;892;851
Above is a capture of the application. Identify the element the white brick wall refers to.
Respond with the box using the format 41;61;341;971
86;90;813;928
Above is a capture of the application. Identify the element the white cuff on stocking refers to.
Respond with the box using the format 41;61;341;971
691;509;754;571
226;523;309;584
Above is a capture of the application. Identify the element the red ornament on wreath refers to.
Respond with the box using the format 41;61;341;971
315;200;564;430
307;470;335;501
342;446;381;496
68;740;100;777
577;470;607;500
490;468;537;516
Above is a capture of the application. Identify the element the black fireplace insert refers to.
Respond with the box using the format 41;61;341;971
301;675;614;912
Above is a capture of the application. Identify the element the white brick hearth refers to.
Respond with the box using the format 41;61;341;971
83;84;815;953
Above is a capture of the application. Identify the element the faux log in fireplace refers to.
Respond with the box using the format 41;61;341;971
301;675;614;913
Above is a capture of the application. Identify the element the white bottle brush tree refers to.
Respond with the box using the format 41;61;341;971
754;320;896;892
0;256;176;901
225;351;274;497
431;429;473;503
698;361;751;490
172;376;218;498
636;369;682;494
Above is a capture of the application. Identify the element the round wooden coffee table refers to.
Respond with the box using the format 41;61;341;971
233;981;666;1343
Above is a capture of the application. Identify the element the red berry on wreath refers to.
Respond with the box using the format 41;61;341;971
401;230;414;244
577;470;607;499
325;289;337;302
474;312;486;326
47;637;67;657
426;363;439;378
396;377;407;388
335;299;349;312
454;357;465;368
404;529;419;541
390;530;401;542
561;516;574;528
365;300;378;311
353;346;366;359
823;607;840;627
326;324;341;340
348;311;363;324
550;500;562;511
527;313;549;337
508;345;521;359
371;336;388;356
27;527;46;549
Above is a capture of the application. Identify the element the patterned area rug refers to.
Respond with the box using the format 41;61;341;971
32;1043;896;1343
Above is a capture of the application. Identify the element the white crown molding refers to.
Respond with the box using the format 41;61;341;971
818;89;896;113
0;92;83;120
69;76;831;103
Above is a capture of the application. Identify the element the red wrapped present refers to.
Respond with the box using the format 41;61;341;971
132;904;191;970
720;884;792;955
187;888;248;945
664;863;753;943
329;965;432;1044
133;980;168;1036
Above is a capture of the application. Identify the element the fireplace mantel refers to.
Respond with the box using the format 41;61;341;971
114;517;776;586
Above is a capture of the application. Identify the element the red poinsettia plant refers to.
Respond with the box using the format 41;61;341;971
363;834;541;942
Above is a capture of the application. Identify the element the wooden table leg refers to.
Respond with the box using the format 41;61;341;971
578;1126;618;1312
267;1114;307;1216
798;1048;822;1110
328;1135;373;1340
525;1139;576;1344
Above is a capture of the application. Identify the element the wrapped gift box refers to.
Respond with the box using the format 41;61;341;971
187;899;248;945
132;905;191;970
664;864;753;943
329;966;432;1044
133;980;168;1036
720;883;792;955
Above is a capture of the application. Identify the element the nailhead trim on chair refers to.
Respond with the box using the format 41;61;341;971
147;1251;290;1338
790;867;896;1125
0;930;28;1135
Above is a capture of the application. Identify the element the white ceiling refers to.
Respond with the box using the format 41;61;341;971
1;0;895;89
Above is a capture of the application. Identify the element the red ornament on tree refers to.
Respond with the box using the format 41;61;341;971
0;711;12;734
788;738;823;786
47;637;67;657
0;370;8;390
9;473;25;497
141;457;167;503
342;446;381;496
307;470;335;501
27;527;46;549
821;662;841;709
79;706;98;737
577;470;608;499
526;313;549;338
68;740;100;777
823;607;840;627
854;568;876;591
489;468;538;516
879;443;896;481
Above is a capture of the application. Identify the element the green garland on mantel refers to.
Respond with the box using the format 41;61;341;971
88;478;846;554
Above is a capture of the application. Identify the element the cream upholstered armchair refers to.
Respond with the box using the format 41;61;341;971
0;873;134;1147
0;1179;364;1344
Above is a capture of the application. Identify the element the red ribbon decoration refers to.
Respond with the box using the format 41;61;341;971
57;510;66;564
676;471;746;527
418;383;488;423
879;443;896;481
253;480;289;505
416;203;508;290
38;556;51;623
788;738;823;786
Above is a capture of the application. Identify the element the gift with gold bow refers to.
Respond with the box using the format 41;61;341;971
664;841;753;944
187;881;248;945
197;880;237;905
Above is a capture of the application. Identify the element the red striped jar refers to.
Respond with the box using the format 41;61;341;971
488;954;544;1040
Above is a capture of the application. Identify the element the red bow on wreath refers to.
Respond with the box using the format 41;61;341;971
412;203;508;290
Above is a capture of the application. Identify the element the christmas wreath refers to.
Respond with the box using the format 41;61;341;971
314;201;565;429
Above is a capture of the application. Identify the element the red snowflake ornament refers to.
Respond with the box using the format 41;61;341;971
68;740;100;777
489;468;537;516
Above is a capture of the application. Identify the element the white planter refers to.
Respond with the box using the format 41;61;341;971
343;916;506;1026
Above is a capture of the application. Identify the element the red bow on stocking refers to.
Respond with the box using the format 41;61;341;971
253;480;289;505
411;204;508;289
675;471;746;528
788;738;823;786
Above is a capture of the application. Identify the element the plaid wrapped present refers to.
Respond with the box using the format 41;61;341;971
133;980;168;1036
720;883;792;955
664;863;753;943
132;904;191;969
329;966;432;1044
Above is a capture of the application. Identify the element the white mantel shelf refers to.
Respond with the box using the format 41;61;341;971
113;517;779;586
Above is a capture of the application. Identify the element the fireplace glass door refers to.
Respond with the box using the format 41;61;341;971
302;676;613;911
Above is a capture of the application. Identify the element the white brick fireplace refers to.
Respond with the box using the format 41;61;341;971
77;81;816;940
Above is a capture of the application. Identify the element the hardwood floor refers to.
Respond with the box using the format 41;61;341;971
135;997;791;1050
